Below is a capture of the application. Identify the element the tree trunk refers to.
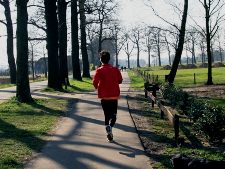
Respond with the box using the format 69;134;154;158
71;0;82;80
157;34;161;66
98;22;103;53
2;0;17;84
168;0;188;84
137;42;140;67
58;0;70;85
79;0;90;78
44;0;62;89
16;0;32;102
204;0;213;85
148;47;151;67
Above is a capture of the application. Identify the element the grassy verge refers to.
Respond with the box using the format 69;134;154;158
128;70;225;169
0;97;77;169
127;70;145;89
0;84;15;89
0;78;48;89
41;77;95;93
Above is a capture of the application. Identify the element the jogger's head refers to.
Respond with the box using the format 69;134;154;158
99;50;110;64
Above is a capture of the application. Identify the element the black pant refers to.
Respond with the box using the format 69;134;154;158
101;99;118;127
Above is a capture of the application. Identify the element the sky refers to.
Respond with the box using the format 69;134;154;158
0;0;224;69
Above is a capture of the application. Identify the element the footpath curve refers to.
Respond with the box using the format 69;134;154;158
24;71;152;169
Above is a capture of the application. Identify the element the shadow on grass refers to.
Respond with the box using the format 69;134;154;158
0;118;45;168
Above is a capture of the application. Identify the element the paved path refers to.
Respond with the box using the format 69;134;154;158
2;72;152;169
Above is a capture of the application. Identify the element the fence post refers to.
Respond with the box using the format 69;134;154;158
174;114;179;143
161;101;164;119
194;73;196;85
144;82;149;98
165;75;169;82
151;84;157;108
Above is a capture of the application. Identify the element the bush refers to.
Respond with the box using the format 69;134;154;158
160;83;225;143
192;103;225;143
159;83;192;115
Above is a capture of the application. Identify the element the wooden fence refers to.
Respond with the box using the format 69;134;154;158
144;84;180;143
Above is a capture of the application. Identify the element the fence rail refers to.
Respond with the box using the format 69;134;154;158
144;88;180;143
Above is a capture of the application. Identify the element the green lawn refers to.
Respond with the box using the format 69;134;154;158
135;66;225;87
41;77;95;93
0;97;77;169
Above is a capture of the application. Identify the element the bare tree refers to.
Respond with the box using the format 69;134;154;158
123;32;134;69
130;26;143;67
79;0;90;78
71;0;82;80
145;27;155;67
168;0;188;84
16;0;33;102
44;0;62;89
86;0;118;53
196;0;225;85
110;24;125;68
58;0;70;85
0;0;17;84
186;28;198;64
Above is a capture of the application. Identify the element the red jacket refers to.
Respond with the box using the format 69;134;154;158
93;64;123;99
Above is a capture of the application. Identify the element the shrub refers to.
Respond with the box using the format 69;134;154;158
160;83;225;143
193;104;225;143
159;83;192;115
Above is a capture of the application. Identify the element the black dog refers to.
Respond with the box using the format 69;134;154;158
170;154;225;169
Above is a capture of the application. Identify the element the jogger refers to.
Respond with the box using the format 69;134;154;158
93;50;123;142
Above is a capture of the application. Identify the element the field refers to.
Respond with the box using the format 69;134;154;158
135;66;225;87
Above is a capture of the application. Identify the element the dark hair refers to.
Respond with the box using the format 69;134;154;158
99;50;110;63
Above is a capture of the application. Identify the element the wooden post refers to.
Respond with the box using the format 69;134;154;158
194;73;196;85
161;101;164;119
174;114;179;143
151;84;157;108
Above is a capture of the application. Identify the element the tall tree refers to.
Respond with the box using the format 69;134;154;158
124;33;134;69
58;0;70;85
111;24;124;68
168;0;188;84
44;0;62;89
79;0;90;78
130;27;142;67
0;0;17;84
16;0;32;102
71;0;82;80
196;0;224;85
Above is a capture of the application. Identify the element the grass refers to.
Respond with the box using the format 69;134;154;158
0;97;77;169
135;66;225;87
0;77;48;89
128;69;225;168
41;77;95;93
0;84;15;89
127;70;146;89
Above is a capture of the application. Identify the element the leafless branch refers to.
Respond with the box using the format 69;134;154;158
27;5;45;9
28;20;47;32
0;20;6;26
145;3;179;31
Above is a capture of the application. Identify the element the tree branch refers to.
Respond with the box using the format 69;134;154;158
145;3;179;31
28;20;47;32
0;20;6;26
28;37;47;41
27;5;45;9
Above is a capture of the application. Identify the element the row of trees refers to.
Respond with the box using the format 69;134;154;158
0;0;224;102
0;0;120;102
